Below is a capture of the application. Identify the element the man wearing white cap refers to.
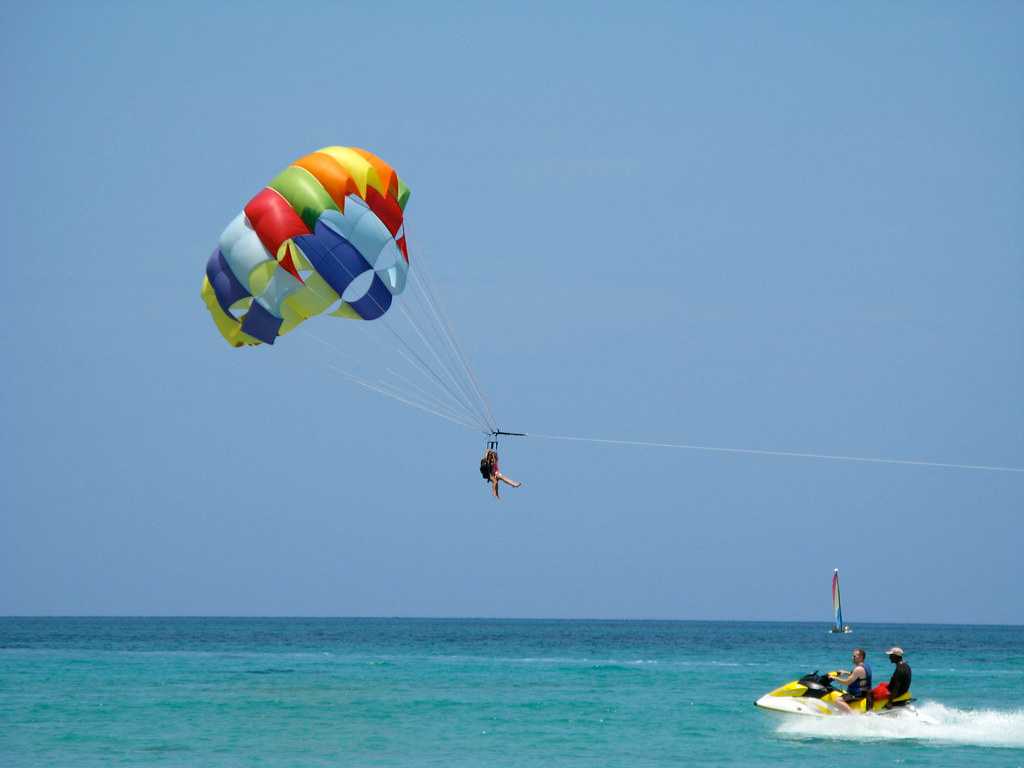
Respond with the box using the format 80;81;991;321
884;647;912;708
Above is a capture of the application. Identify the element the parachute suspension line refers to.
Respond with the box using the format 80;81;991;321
399;261;476;401
301;317;488;432
308;234;490;431
396;272;491;431
372;309;483;429
349;319;486;430
305;331;487;431
385;252;493;434
397;303;493;433
395;262;497;432
410;249;497;431
381;365;482;427
324;364;484;432
337;368;482;432
388;344;487;429
407;266;495;433
305;331;481;430
528;433;1024;474
290;258;488;431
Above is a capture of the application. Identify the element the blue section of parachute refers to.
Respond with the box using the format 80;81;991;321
347;273;393;320
206;248;251;317
240;301;282;344
294;217;393;320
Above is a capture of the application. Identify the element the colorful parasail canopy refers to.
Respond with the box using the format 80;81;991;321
201;146;411;347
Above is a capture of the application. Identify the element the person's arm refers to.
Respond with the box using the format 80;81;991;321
883;667;904;707
833;666;860;686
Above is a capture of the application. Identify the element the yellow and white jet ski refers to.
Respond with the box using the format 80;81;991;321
755;671;913;717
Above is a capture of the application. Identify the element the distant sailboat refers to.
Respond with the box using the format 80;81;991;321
830;568;852;633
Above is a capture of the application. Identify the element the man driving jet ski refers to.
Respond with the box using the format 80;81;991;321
829;647;871;714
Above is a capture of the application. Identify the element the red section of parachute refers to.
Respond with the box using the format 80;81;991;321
397;235;409;263
365;187;404;237
277;245;300;281
244;188;310;281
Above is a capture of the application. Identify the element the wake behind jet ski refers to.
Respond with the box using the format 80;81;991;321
755;671;914;717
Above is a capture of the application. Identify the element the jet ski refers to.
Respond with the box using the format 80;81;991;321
755;671;914;717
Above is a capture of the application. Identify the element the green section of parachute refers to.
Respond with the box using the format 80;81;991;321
397;179;411;210
269;166;338;231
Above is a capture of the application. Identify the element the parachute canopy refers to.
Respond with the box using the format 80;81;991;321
201;146;411;347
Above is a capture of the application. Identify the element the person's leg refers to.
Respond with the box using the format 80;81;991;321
496;473;521;488
834;697;853;714
491;476;500;498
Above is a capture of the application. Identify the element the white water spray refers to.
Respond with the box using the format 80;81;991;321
775;701;1024;749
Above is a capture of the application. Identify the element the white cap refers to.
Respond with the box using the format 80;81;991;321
885;646;904;656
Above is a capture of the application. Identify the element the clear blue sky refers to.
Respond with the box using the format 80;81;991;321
3;1;1021;623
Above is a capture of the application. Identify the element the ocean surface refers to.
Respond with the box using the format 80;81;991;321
1;618;1022;767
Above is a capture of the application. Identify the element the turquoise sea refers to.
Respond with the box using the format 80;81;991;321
1;618;1022;767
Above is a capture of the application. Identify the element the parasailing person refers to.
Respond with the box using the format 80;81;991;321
479;432;524;499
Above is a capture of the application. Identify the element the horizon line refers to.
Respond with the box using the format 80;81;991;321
2;615;1020;627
